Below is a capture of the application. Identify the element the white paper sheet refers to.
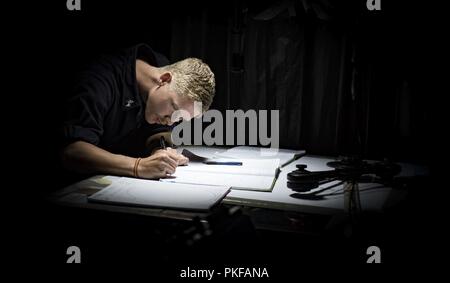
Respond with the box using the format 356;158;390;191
161;156;280;191
88;177;230;210
215;146;303;165
177;158;280;176
161;170;275;191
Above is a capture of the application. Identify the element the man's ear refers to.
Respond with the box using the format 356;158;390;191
159;72;172;85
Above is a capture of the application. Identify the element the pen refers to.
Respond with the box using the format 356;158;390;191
204;160;243;166
160;136;167;150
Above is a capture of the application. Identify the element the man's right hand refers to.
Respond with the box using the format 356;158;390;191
61;140;188;180
136;149;181;179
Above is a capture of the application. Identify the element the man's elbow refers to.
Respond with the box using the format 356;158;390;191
60;141;86;172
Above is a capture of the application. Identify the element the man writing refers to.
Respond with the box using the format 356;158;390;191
61;43;215;179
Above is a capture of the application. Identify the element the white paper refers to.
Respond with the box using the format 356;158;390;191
178;158;280;176
162;156;280;191
161;171;275;191
88;177;230;210
215;146;302;165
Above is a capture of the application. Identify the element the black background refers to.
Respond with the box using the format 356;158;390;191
19;0;442;188
6;0;446;279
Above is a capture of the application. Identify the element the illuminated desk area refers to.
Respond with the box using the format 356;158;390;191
49;146;424;226
44;145;429;267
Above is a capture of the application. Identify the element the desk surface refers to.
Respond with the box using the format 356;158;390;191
49;146;426;218
179;146;425;214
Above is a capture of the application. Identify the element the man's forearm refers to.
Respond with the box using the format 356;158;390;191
61;141;136;176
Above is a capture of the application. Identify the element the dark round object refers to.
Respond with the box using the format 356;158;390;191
296;164;307;170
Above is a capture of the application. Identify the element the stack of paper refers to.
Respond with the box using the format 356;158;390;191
161;149;281;191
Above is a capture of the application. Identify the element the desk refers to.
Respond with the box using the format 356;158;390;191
44;146;430;266
183;146;425;213
48;146;426;232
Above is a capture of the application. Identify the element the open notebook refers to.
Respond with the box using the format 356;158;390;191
88;177;230;211
214;146;306;168
160;148;304;191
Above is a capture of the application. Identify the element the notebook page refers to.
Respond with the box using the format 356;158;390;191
161;171;275;191
88;177;230;210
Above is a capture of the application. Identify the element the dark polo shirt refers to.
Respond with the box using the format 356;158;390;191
62;44;171;157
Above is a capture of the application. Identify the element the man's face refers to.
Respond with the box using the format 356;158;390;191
145;84;197;125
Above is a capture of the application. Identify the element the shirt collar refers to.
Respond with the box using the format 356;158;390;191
123;43;157;112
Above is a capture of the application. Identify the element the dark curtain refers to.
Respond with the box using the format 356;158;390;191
170;0;430;163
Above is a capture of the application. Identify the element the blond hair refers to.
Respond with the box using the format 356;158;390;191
162;58;215;112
